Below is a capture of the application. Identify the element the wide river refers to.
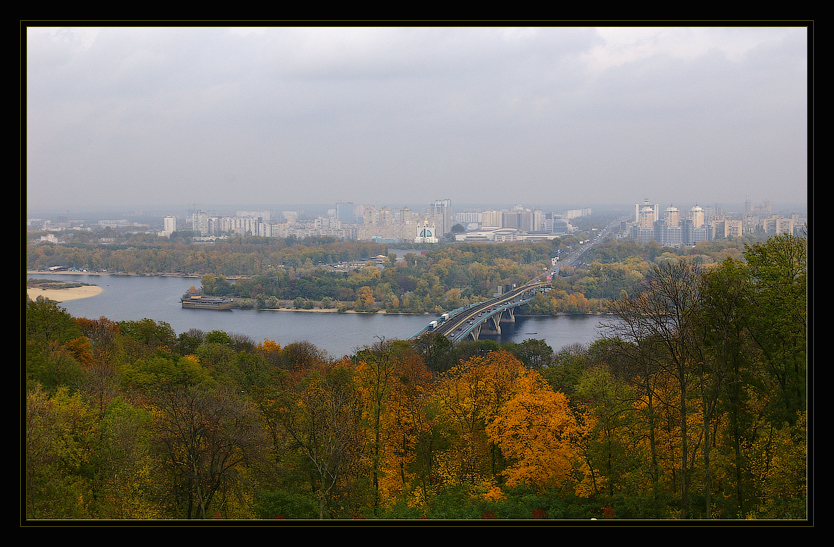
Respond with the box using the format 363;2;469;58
26;273;614;358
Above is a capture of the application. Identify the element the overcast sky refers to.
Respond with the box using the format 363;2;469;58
25;24;809;214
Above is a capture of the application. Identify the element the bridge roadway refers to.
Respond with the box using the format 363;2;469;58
411;281;551;343
410;217;624;344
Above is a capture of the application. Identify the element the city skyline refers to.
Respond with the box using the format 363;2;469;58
27;196;807;221
25;25;810;213
27;192;807;225
29;194;806;247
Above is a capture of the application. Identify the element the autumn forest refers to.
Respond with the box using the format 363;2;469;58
24;230;809;522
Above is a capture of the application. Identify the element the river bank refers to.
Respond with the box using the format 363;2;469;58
27;285;104;302
27;270;611;318
255;306;392;314
27;270;202;278
25;272;612;355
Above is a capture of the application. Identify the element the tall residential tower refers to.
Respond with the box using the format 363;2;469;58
429;199;452;237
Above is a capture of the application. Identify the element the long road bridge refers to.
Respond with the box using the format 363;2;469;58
410;280;552;343
409;216;625;344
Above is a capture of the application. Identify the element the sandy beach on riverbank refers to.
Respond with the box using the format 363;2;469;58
27;285;104;302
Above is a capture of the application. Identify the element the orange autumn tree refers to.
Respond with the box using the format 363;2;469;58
256;338;281;355
75;316;121;366
430;350;527;494
486;367;594;494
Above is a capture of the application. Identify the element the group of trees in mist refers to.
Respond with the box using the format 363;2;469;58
26;234;389;277
24;231;808;521
204;235;776;316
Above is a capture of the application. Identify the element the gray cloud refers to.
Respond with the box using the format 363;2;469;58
25;25;808;213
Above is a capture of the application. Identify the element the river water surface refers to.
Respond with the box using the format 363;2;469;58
27;273;613;357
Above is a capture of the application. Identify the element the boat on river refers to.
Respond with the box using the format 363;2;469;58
181;293;234;310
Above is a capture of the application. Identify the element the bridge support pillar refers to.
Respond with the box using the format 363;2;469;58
480;315;502;337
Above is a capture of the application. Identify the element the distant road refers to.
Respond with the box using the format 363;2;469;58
557;218;624;270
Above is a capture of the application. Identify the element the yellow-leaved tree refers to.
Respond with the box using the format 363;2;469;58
372;344;435;509
486;367;594;494
431;351;526;493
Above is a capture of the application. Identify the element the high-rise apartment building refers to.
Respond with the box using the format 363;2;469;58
454;212;482;225
502;209;534;232
336;202;355;224
158;215;177;238
653;219;683;247
629;199;659;243
192;211;210;235
681;219;713;245
543;212;571;234
629;198;715;247
398;206;421;225
636;199;659;229
711;218;743;238
689;205;705;228
163;215;177;234
565;208;592;219
664;205;680;227
429;199;452;237
765;217;795;236
236;210;271;222
481;210;502;229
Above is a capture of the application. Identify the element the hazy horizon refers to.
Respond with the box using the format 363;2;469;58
25;25;809;214
26;199;808;222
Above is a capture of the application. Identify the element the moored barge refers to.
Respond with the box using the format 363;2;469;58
181;294;234;310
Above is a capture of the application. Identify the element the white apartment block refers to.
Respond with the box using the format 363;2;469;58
163;215;177;234
763;217;795;236
454;212;482;225
564;208;592;219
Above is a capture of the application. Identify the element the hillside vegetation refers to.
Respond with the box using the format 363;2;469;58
25;231;808;520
